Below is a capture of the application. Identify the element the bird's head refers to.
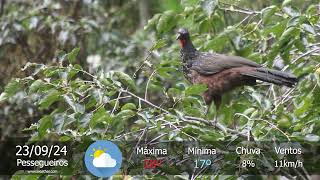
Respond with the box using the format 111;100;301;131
176;28;191;48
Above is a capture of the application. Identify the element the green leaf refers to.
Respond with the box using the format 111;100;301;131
199;19;210;33
282;0;293;7
181;0;198;6
156;10;176;34
201;0;218;17
315;73;320;88
90;107;111;128
184;106;202;116
0;93;8;102
294;94;312;117
67;65;81;80
184;6;195;15
211;14;224;32
57;50;67;63
267;25;298;63
38;115;53;138
157;67;176;78
287;16;300;28
302;23;315;34
200;131;224;142
121;103;137;111
261;5;278;25
282;6;300;17
185;84;208;96
144;13;161;30
151;39;166;51
206;36;228;52
306;5;318;16
29;79;45;93
267;44;280;63
63;95;85;114
39;90;61;109
0;79;21;102
22;124;38;132
12;174;41;180
59;136;71;141
115;109;136;121
262;20;287;38
67;47;80;64
114;71;136;90
206;28;237;51
294;38;306;52
278;27;300;47
4;79;21;95
167;88;181;98
304;134;320;142
80;113;92;128
43;67;64;77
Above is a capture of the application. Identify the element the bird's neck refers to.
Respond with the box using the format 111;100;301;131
180;38;197;63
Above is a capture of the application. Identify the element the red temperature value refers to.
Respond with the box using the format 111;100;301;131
143;159;163;169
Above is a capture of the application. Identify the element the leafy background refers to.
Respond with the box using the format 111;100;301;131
0;0;320;179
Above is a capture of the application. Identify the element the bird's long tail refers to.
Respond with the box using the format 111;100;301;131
241;68;298;87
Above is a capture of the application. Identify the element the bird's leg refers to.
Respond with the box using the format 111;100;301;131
212;96;221;127
212;110;218;127
203;92;221;127
203;91;212;116
205;103;211;115
205;104;217;127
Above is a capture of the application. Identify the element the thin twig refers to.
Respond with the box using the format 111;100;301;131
92;103;104;113
220;1;259;13
283;48;320;71
235;14;256;28
111;90;123;115
145;70;156;100
292;48;320;63
128;128;147;161
272;88;295;112
72;67;97;79
191;166;208;180
114;121;177;139
301;165;311;180
183;116;248;138
220;7;259;15
235;113;290;141
257;118;290;141
133;51;153;78
121;88;170;114
148;133;168;144
234;113;253;141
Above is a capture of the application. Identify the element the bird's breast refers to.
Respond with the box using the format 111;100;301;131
182;64;193;82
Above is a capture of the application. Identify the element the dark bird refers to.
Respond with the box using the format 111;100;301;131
176;28;297;119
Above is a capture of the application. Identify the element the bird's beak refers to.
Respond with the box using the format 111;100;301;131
176;33;181;40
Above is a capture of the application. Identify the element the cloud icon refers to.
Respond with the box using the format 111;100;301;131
93;153;117;168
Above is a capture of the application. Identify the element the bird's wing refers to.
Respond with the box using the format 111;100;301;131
191;53;262;75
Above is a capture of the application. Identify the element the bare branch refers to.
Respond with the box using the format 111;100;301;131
292;48;320;64
121;88;170;114
183;116;248;138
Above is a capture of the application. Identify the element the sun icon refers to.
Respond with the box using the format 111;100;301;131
90;147;107;158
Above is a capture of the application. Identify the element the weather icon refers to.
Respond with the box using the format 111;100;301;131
84;140;122;177
91;147;117;167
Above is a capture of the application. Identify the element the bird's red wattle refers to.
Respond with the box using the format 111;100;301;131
179;39;186;48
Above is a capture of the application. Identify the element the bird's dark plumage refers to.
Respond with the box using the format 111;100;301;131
177;28;298;109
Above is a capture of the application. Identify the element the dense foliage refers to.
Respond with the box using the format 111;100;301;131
0;0;320;179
